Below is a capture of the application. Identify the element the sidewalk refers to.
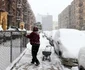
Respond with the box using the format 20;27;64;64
12;45;62;70
6;33;70;70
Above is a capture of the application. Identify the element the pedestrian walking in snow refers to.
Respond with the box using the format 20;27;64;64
25;27;40;66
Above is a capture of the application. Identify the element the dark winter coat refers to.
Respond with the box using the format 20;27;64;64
26;32;40;45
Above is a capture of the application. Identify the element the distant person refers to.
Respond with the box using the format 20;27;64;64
25;27;40;66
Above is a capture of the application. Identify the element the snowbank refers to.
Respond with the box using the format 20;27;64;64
6;32;79;70
53;29;85;58
18;28;26;31
43;30;58;39
0;25;3;31
78;47;85;69
7;28;16;31
43;31;52;38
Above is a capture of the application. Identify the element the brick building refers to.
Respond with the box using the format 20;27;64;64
58;0;85;30
58;5;71;28
0;0;35;30
26;2;36;30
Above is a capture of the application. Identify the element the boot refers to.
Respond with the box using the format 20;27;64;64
31;61;35;64
35;62;40;66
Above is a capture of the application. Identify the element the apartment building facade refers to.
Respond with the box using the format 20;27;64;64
58;5;71;28
58;0;85;30
0;0;35;30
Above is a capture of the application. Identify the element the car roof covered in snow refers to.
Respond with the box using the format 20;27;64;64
53;28;85;58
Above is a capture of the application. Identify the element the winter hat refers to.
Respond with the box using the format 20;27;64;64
33;27;38;31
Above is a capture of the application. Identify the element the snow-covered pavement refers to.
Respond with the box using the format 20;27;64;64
8;33;77;70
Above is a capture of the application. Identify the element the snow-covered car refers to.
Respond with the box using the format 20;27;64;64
43;30;58;46
78;47;85;70
52;29;85;68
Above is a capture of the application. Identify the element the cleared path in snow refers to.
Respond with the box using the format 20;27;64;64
12;33;71;70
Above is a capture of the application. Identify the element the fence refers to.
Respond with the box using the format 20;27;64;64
0;31;28;70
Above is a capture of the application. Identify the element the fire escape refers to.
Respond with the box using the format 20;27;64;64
16;0;23;28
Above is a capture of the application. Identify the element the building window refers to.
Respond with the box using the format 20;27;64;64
17;0;22;4
79;2;83;7
79;15;83;19
79;8;83;13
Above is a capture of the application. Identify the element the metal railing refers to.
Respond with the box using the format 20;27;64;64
0;31;28;70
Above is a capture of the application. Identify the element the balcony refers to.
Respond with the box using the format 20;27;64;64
17;4;22;8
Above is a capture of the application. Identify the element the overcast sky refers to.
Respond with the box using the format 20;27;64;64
28;0;73;21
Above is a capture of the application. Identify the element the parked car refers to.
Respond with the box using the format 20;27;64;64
43;30;58;46
78;47;85;70
52;29;85;68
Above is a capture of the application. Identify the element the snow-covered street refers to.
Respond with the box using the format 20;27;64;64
6;33;79;70
1;0;85;69
6;33;71;70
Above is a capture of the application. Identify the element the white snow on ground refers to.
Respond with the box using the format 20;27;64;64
59;29;85;58
44;29;85;70
78;47;85;69
44;30;58;39
49;29;85;58
6;33;76;70
6;32;79;70
7;28;16;31
8;27;26;31
11;33;62;70
18;28;26;31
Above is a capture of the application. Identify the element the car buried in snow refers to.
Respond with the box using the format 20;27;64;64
78;47;85;70
48;29;85;69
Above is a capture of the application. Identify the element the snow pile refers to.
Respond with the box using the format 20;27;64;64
43;31;52;38
51;30;58;39
18;28;26;31
78;47;85;69
26;30;32;34
7;33;63;70
8;27;26;31
71;67;78;70
53;29;85;58
43;30;58;43
7;27;16;31
6;32;79;70
0;25;3;31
